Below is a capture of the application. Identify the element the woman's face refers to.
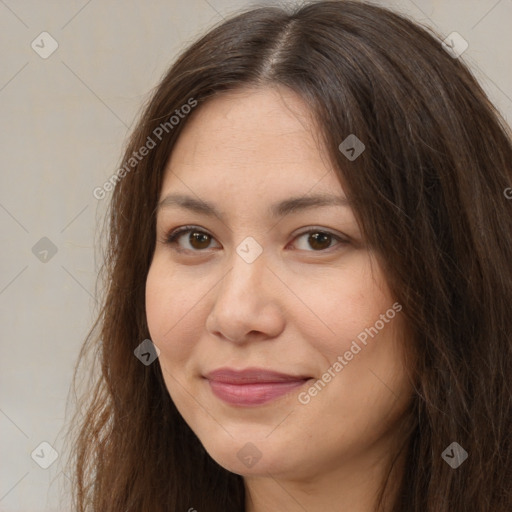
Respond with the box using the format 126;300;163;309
146;86;413;480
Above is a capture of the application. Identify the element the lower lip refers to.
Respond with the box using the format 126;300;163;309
207;379;309;406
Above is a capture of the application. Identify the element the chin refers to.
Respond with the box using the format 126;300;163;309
199;433;296;478
210;450;282;477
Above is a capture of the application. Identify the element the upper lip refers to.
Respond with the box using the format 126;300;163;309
204;367;311;384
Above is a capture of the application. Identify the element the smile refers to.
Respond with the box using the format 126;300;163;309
203;367;311;407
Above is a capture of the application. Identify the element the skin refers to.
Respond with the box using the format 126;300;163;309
145;86;415;512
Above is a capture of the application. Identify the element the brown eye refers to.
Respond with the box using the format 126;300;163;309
164;226;220;252
188;231;211;250
308;232;333;251
292;230;346;252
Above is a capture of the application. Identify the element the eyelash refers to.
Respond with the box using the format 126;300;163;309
161;225;349;254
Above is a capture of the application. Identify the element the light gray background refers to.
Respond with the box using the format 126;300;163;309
0;1;510;510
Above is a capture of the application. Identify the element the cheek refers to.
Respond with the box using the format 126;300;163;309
293;259;393;355
145;260;202;363
296;319;411;464
145;260;212;429
294;258;408;418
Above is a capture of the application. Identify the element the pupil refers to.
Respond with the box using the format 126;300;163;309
310;232;331;250
190;232;210;249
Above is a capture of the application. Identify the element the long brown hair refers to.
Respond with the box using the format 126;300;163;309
65;1;512;510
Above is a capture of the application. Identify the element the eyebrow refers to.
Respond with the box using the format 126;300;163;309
157;192;349;221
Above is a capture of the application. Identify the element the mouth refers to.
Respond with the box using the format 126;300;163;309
203;367;312;407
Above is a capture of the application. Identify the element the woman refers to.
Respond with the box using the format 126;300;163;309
66;1;512;510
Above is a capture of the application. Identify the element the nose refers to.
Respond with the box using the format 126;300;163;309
205;246;285;344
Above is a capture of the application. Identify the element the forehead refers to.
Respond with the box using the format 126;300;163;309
161;86;338;192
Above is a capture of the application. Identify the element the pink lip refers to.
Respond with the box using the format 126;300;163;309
204;367;311;406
